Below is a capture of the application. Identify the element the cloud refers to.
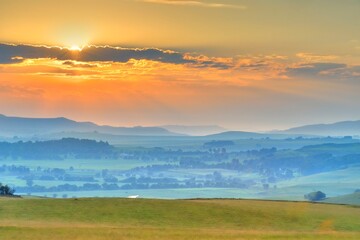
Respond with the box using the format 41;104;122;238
184;54;233;69
0;43;194;65
62;61;98;68
0;43;241;70
286;62;360;81
138;0;246;9
288;62;346;75
296;53;338;62
2;43;358;83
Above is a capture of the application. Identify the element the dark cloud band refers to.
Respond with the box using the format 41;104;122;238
0;43;194;65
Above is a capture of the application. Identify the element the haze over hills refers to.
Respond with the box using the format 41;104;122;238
0;114;181;137
323;191;360;205
0;114;310;142
275;120;360;137
1;114;359;140
204;131;265;139
160;125;227;136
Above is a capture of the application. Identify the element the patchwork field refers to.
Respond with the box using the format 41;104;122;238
0;197;359;239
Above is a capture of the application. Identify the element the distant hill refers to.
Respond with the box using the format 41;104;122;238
276;120;360;136
298;143;360;156
204;131;264;140
202;131;315;140
323;192;360;205
0;114;181;137
160;125;226;136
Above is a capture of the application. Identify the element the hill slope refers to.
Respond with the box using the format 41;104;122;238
202;131;316;140
0;114;180;137
204;131;265;139
0;198;359;240
278;120;360;136
323;192;360;205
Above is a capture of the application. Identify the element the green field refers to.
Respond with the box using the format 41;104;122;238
0;197;359;239
263;167;360;201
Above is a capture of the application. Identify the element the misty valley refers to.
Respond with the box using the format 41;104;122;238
1;135;359;202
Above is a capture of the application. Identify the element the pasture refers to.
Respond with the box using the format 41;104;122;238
0;197;359;239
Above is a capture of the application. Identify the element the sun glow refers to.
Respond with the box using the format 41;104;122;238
69;45;82;51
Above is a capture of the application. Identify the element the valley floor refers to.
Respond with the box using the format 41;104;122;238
0;197;359;239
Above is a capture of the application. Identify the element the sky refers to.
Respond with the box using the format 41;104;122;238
0;0;359;131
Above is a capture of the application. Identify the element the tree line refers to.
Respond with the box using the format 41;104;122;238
0;138;116;160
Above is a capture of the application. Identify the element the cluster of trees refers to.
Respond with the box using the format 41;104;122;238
118;146;232;163
242;146;360;178
2;139;359;196
121;144;360;189
126;164;176;175
204;140;235;148
0;138;116;160
19;167;96;183
304;191;326;201
0;165;30;174
0;183;15;196
16;172;256;194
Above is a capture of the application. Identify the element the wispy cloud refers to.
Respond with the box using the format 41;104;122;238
286;62;360;81
296;53;339;62
139;0;246;9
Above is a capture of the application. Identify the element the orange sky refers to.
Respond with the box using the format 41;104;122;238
0;0;359;130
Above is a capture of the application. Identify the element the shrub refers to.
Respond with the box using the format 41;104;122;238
304;191;326;201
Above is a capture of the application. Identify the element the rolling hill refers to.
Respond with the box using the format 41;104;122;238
204;131;264;139
323;192;360;205
277;120;360;136
202;131;316;140
0;114;181;137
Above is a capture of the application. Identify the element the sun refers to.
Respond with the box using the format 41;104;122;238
69;45;82;51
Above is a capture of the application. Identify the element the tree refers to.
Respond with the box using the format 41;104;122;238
0;183;15;196
304;191;326;201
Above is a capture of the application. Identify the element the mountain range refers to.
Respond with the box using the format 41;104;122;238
0;114;359;139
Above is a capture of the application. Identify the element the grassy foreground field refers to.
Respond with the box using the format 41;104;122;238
0;198;359;240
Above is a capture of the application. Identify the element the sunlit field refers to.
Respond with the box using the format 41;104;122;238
0;197;359;240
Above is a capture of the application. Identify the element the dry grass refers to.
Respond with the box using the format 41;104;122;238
0;198;359;239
